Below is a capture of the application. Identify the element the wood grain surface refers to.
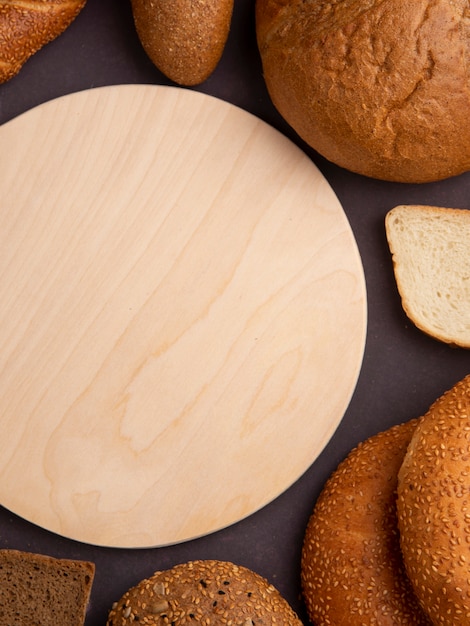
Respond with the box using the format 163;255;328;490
0;84;366;547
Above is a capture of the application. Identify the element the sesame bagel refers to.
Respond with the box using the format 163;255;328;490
301;421;432;625
106;559;303;626
397;375;470;625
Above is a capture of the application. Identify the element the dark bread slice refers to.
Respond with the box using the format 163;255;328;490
0;549;95;625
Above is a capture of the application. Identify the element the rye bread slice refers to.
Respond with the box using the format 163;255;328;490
0;549;95;625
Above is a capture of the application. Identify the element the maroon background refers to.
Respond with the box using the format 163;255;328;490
0;1;469;624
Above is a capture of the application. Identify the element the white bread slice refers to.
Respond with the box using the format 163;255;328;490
385;205;470;348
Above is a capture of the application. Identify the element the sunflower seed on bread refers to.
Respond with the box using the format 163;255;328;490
106;559;302;625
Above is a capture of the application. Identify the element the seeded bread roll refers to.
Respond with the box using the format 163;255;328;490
301;421;432;625
106;559;302;626
0;0;87;83
0;549;95;625
130;0;233;86
255;0;470;183
397;375;470;625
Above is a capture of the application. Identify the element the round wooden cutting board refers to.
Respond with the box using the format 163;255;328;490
0;85;366;548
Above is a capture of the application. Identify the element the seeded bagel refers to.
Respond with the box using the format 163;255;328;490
301;421;432;625
106;559;303;626
256;0;470;182
397;375;470;625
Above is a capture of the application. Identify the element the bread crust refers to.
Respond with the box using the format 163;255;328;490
256;0;470;183
0;0;87;83
301;420;432;625
106;560;302;625
131;0;233;86
397;375;470;625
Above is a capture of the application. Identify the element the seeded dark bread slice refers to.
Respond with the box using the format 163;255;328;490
397;375;470;625
0;548;95;625
301;421;432;625
106;559;303;626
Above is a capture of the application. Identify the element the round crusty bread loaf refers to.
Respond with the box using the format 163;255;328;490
397;375;470;625
255;0;470;183
106;559;303;626
301;420;432;625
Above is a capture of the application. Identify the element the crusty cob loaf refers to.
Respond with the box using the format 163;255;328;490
255;0;470;183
